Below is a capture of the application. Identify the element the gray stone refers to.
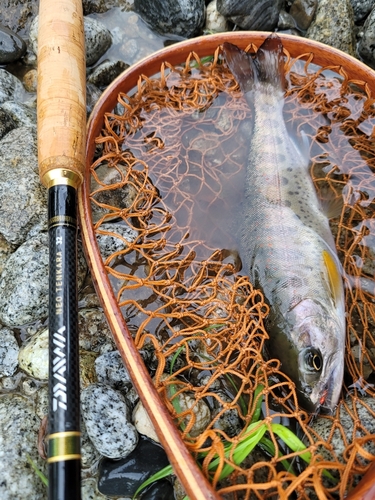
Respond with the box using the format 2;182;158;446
0;394;46;500
0;327;19;377
95;350;133;391
306;0;356;56
95;222;138;262
87;59;129;89
84;16;112;66
350;0;375;22
0;233;87;326
0;108;17;141
0;127;47;246
29;15;112;66
78;308;115;353
205;0;229;33
86;83;102;117
82;478;107;500
289;0;318;31
0;101;36;128
81;383;139;459
0;0;38;37
358;7;375;67
0;24;26;63
0;69;24;105
217;0;283;31
134;0;205;38
18;328;48;380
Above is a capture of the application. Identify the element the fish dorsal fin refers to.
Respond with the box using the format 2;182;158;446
322;250;342;304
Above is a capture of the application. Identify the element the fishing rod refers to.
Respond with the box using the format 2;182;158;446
37;0;86;498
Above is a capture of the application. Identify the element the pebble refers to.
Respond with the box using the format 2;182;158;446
0;394;46;500
0;24;26;64
306;0;356;56
217;0;283;31
87;59;129;89
29;15;112;67
132;399;160;443
0;69;24;105
289;0;318;31
97;435;170;496
0;108;17;141
0;101;36;128
95;222;138;262
18;327;48;380
205;0;229;33
0;232;87;326
81;383;138;459
0;127;46;246
350;0;375;22
78;308;115;353
0;327;19;376
358;7;375;67
95;349;133;391
23;69;38;93
134;0;205;38
82;478;107;500
140;479;174;499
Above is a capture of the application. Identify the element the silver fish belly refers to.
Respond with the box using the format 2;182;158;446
223;35;346;413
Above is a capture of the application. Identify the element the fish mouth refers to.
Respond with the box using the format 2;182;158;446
312;364;343;415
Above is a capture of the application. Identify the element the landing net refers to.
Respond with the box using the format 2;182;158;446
87;44;375;498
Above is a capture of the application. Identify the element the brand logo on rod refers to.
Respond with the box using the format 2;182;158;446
52;326;67;411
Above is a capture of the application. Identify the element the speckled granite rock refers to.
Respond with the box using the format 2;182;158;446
81;383;138;459
0;394;46;500
18;328;48;380
0;327;19;377
358;6;375;67
306;0;356;56
95;222;138;262
95;350;133;391
350;0;375;22
0;232;87;326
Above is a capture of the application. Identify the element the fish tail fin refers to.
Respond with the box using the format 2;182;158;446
223;34;285;96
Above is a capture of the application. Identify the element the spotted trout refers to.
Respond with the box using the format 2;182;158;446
223;34;346;413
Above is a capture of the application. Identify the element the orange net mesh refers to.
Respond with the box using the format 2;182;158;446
87;44;375;498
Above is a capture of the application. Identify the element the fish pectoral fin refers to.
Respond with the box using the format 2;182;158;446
322;250;343;304
320;193;344;220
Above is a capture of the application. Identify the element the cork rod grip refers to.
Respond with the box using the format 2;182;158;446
37;0;86;188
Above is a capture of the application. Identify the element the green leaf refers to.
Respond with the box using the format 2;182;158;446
133;464;173;499
26;454;48;487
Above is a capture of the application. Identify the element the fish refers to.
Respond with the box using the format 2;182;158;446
222;34;346;414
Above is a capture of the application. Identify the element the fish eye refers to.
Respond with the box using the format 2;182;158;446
304;349;323;372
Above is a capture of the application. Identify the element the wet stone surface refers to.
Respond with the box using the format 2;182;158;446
98;435;170;496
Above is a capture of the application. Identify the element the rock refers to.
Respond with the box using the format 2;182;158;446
176;392;211;437
79;308;115;353
217;0;283;31
350;0;375;22
134;0;205;38
81;383;138;459
82;478;107;500
95;350;133;391
311;396;375;462
81;417;101;470
0;108;17;141
98;435;170;496
0;1;38;37
0;127;47;246
140;479;174;499
29;15;112;66
87;59;129;89
0;69;24;105
205;0;229;33
0;233;87;326
0;327;19;377
278;10;298;31
23;69;37;93
132;400;160;443
95;222;138;262
18;327;48;380
84;16;112;66
0;394;46;500
306;0;356;56
358;7;375;67
0;101;36;128
83;0;134;15
0;24;26;63
289;0;318;31
86;82;102;117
